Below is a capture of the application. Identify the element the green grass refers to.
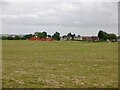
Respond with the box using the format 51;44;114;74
2;40;118;88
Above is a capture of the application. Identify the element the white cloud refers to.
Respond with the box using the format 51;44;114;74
1;1;118;35
2;15;18;19
19;14;39;18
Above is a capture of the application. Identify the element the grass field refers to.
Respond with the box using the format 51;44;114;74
2;40;118;88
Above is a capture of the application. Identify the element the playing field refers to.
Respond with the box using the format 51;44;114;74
2;40;118;88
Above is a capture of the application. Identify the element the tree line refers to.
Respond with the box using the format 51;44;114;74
98;30;117;41
1;30;118;41
2;31;61;41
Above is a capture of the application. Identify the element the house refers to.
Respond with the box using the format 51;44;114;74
46;37;53;41
82;36;99;42
62;35;72;41
62;35;82;41
66;36;72;41
62;35;67;41
74;36;82;41
62;35;99;42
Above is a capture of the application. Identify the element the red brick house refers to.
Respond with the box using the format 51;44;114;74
29;36;53;41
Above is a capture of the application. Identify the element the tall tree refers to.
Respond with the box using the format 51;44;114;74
72;34;76;40
67;32;72;40
98;30;109;41
14;36;21;40
52;32;60;41
42;31;47;38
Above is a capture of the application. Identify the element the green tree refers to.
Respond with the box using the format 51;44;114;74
47;35;51;38
7;36;13;40
2;36;7;40
21;34;33;40
34;31;47;38
108;34;117;41
14;36;21;40
78;35;81;38
52;32;60;41
98;30;109;41
42;31;47;38
37;32;44;38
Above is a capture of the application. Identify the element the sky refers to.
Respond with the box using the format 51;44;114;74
0;0;119;36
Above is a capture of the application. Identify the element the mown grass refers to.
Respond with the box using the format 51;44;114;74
2;40;118;88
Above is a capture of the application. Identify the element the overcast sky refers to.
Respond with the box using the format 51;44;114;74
1;0;119;36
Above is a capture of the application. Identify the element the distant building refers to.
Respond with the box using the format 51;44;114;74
62;35;72;41
61;35;99;42
29;36;53;41
74;36;82;41
62;36;67;41
82;36;99;42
